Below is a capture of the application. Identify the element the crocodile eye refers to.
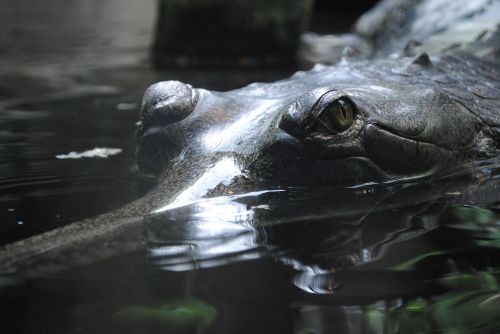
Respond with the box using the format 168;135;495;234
315;98;354;133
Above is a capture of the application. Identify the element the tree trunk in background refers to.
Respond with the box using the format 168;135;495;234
153;0;314;67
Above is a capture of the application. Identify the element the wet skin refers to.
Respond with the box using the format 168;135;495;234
136;53;499;188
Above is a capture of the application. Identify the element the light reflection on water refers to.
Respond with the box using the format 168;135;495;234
144;167;500;276
139;167;500;333
2;152;500;333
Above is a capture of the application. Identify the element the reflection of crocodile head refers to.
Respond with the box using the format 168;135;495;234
136;54;499;192
144;168;500;299
144;176;467;291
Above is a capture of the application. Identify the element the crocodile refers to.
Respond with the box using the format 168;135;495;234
0;0;499;276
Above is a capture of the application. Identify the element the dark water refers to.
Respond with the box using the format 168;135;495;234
1;1;500;334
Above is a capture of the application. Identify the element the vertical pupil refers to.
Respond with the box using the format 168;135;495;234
336;100;345;123
316;98;355;133
332;99;352;130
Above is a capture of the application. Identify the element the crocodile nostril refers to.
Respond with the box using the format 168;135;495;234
140;80;199;128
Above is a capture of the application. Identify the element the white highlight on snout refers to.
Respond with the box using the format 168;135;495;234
200;99;277;151
153;157;242;213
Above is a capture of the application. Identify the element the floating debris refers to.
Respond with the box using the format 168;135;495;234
56;147;122;159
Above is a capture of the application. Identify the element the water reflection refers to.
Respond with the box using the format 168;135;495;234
145;167;495;288
2;163;499;333
147;190;272;271
135;166;500;333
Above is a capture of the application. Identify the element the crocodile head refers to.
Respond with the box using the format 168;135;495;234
136;55;481;203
